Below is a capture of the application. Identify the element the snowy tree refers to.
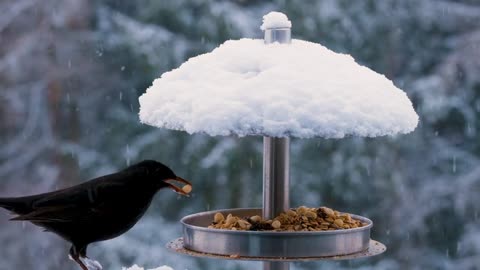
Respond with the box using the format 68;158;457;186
0;0;479;269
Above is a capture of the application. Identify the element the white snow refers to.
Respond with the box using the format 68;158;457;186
260;11;292;30
123;265;173;270
139;39;419;138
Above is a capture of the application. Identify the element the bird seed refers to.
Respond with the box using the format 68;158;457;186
207;206;367;232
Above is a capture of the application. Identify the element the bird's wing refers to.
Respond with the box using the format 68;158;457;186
31;177;127;209
10;204;104;223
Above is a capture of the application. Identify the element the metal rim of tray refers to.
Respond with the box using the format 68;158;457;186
166;238;386;261
181;208;373;235
179;208;376;258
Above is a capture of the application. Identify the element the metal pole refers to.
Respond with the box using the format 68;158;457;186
263;20;291;270
263;28;291;45
263;137;290;219
263;261;290;270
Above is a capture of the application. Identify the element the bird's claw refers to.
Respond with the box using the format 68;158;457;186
80;257;103;270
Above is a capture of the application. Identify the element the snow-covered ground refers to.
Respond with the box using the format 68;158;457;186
123;265;173;270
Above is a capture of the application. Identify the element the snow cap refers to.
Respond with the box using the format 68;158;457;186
139;13;418;139
260;11;292;30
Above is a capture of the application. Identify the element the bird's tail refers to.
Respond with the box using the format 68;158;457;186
0;197;28;214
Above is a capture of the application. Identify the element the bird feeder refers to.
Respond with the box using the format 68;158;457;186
139;12;418;269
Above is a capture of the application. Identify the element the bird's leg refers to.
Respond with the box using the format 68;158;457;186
69;246;88;270
79;257;103;270
79;246;103;270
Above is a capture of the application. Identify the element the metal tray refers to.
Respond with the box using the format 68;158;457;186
181;208;373;258
167;238;386;261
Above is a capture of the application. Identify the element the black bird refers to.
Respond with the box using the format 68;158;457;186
0;160;192;270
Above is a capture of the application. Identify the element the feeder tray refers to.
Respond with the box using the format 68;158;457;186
166;238;386;261
166;208;384;260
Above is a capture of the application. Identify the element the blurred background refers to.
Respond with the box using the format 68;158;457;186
0;0;479;269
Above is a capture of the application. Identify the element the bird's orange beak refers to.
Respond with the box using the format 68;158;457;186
164;176;192;196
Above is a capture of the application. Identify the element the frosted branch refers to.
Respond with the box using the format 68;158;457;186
0;0;37;33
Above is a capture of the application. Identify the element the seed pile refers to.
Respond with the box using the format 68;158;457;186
208;206;367;231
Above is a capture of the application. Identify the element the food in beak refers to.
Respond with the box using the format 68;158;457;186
181;184;192;194
164;177;192;196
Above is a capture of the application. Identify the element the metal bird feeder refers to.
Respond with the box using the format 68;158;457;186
154;13;398;269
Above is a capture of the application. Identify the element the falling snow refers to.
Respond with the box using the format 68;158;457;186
1;1;479;270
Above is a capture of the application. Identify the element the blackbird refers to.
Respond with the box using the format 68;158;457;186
0;160;191;270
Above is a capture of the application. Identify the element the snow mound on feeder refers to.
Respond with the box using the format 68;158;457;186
260;11;292;30
139;39;419;138
123;265;173;270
